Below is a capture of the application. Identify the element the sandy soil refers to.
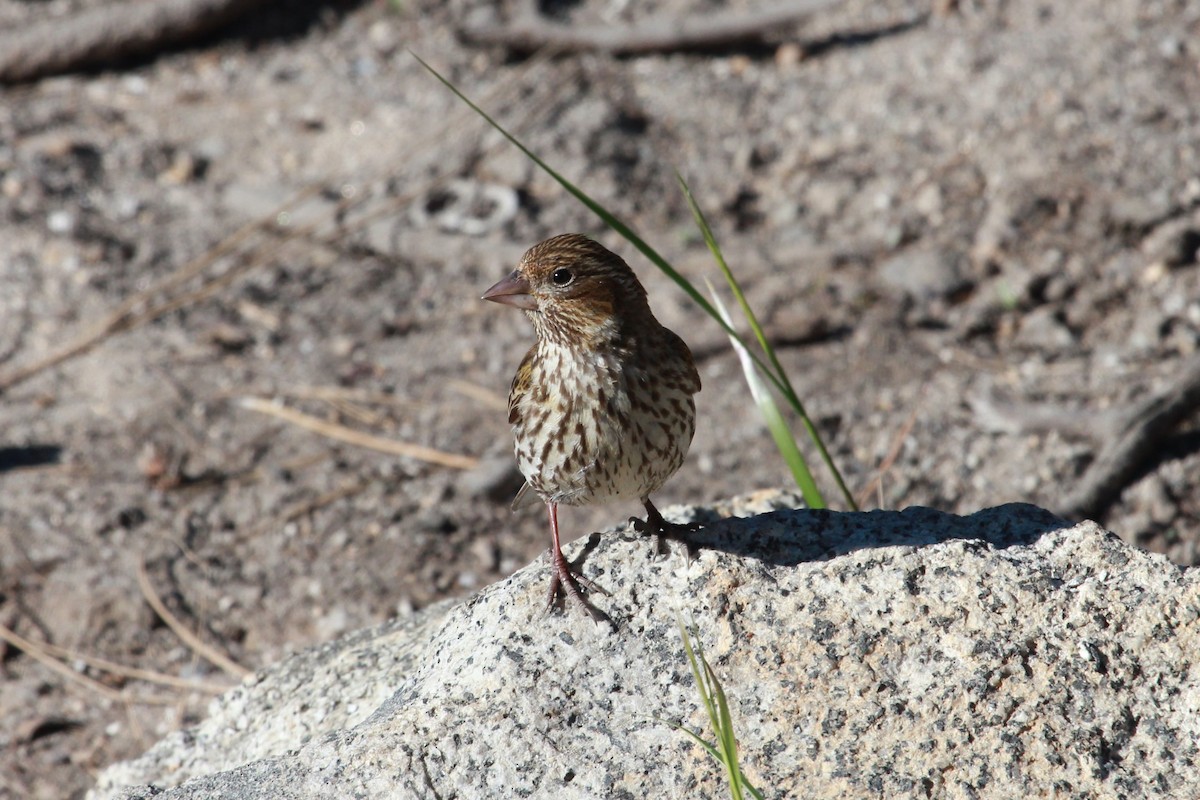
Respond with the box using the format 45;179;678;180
0;0;1197;797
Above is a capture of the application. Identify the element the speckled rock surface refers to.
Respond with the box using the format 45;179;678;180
90;599;457;798
91;493;1200;799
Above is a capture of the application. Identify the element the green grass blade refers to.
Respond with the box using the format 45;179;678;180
414;56;702;307
664;719;726;763
681;175;857;511
709;288;823;506
657;714;764;800
413;56;796;404
680;620;741;800
708;659;765;800
676;619;766;800
707;660;744;800
679;619;722;738
417;52;856;512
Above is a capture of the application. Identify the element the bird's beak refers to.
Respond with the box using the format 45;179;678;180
482;270;537;310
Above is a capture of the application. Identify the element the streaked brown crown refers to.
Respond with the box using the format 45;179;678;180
515;234;655;346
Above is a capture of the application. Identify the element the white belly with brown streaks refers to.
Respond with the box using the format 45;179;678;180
512;342;694;507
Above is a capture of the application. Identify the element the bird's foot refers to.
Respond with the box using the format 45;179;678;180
630;501;701;540
546;548;607;620
631;500;701;559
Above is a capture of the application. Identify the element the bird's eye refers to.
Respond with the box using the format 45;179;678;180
551;268;573;286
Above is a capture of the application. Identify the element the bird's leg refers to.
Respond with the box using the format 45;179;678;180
544;502;605;616
631;497;701;543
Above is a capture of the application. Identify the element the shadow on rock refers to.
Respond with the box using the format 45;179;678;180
675;502;1073;567
0;444;62;473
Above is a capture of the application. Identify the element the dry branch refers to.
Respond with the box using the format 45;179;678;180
1059;353;1200;520
239;397;480;470
0;55;561;396
0;0;271;84
136;560;251;680
0;186;309;395
36;638;230;695
461;0;838;55
447;379;509;412
0;621;184;705
241;480;366;541
971;354;1200;521
856;400;921;510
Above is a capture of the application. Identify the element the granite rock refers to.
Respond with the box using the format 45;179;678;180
91;492;1200;799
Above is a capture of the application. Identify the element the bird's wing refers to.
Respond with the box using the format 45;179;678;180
508;344;536;425
510;480;539;511
505;346;539;511
665;327;702;394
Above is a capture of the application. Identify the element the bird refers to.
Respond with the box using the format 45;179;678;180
483;233;702;614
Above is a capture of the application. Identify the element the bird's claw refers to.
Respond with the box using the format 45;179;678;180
632;508;700;559
545;551;607;620
631;511;701;540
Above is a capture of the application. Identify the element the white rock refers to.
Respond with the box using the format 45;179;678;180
90;493;1199;799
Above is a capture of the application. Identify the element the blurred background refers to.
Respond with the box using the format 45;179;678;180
0;0;1197;796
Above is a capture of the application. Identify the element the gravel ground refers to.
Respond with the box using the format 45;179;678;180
0;0;1197;797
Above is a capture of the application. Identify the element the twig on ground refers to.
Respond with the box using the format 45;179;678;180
0;54;560;397
0;621;182;705
970;353;1200;521
136;559;251;680
1059;353;1200;520
0;185;319;395
447;379;509;412
0;621;124;701
239;397;480;470
241;480;367;541
276;385;421;409
35;639;230;695
0;0;271;84
856;398;922;510
969;375;1097;438
461;0;838;55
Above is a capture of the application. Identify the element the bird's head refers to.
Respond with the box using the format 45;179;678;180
482;234;651;346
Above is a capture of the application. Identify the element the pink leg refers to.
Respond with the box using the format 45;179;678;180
544;502;604;615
